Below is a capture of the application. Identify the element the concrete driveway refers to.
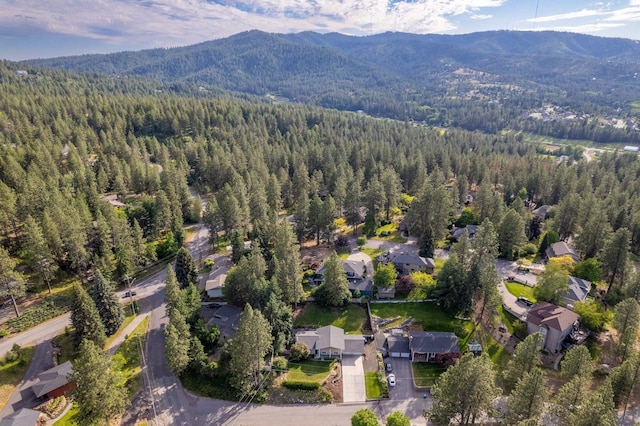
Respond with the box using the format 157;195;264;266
341;356;366;402
386;358;426;400
498;279;529;320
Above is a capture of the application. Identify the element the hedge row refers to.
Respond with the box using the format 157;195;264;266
282;381;321;391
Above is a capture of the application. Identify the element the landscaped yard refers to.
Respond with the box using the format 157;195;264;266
294;303;368;334
504;281;537;303
412;362;446;387
370;302;474;341
111;316;149;396
371;223;406;243
497;305;519;334
362;248;385;269
286;359;335;383
364;371;382;399
54;402;79;425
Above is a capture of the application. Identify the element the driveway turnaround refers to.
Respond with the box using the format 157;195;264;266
341;356;366;402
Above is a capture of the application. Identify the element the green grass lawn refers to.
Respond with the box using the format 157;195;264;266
111;316;149;396
54;402;79;425
504;281;537;303
286;359;334;383
412;362;446;387
364;371;382;399
371;223;407;243
0;346;35;411
294;304;368;334
370;302;474;340
104;313;136;348
497;305;518;334
362;248;385;269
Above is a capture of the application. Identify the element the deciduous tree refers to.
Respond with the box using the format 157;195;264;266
351;408;379;426
533;262;570;305
385;411;410;426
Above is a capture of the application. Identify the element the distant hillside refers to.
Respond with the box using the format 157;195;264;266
27;30;640;139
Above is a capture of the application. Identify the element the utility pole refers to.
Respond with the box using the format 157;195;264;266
125;275;136;315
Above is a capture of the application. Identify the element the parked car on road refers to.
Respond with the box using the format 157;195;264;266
386;363;392;372
123;291;137;298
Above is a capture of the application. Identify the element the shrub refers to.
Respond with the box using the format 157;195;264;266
574;300;609;332
356;236;367;247
334;235;351;254
0;329;9;338
282;381;321;390
272;356;287;375
395;275;415;296
523;243;537;255
290;342;311;361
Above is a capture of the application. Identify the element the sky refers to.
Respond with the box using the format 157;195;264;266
1;0;640;61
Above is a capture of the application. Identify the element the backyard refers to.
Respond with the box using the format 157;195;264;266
294;303;369;334
370;302;474;342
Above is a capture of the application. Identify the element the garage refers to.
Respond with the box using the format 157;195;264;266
386;336;411;358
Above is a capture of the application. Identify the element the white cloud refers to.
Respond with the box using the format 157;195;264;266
532;22;625;34
605;6;640;21
470;14;493;20
0;0;509;48
527;9;603;23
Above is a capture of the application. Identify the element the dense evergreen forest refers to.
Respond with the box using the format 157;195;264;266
27;30;640;143
2;58;640;303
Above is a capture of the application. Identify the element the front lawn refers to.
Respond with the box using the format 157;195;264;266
412;362;446;387
370;302;473;340
497;305;518;334
504;281;537;303
294;304;368;334
364;371;382;399
286;359;335;383
371;224;407;243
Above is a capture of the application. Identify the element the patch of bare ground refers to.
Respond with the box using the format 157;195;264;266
363;342;379;372
300;244;333;271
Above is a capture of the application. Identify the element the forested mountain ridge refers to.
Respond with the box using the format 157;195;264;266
25;30;640;142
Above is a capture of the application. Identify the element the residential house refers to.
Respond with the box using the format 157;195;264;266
314;260;373;297
385;336;411;358
408;331;461;362
451;225;478;242
526;302;579;353
381;252;435;275
561;276;592;308
295;325;364;359
205;274;226;299
207;304;242;339
0;409;43;426
31;361;75;400
532;205;552;221
545;241;580;263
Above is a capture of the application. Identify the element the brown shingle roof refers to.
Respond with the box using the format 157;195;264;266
526;302;578;332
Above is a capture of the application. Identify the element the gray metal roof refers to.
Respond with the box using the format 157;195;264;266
408;332;460;355
564;276;592;303
0;408;42;426
386;336;410;353
31;361;73;398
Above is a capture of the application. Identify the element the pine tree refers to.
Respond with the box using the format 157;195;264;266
505;368;548;424
23;215;57;294
229;304;272;394
71;283;107;349
90;270;124;336
599;227;631;292
503;333;543;390
560;345;593;380
319;252;352;307
71;339;128;426
165;307;191;376
613;298;640;361
174;247;197;289
273;221;303;306
428;353;500;425
566;379;616;426
0;246;26;318
498;208;527;260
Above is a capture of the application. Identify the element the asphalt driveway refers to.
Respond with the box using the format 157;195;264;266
341;356;366;402
386;358;426;400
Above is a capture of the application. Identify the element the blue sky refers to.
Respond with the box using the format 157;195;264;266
1;0;640;60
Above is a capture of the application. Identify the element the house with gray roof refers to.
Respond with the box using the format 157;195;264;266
385;336;411;358
295;325;364;359
205;274;226;299
532;205;552;221
314;260;373;297
451;225;479;242
526;302;579;353
408;331;460;362
31;361;74;399
545;241;579;263
0;408;42;426
379;252;435;275
207;304;242;339
561;276;592;308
